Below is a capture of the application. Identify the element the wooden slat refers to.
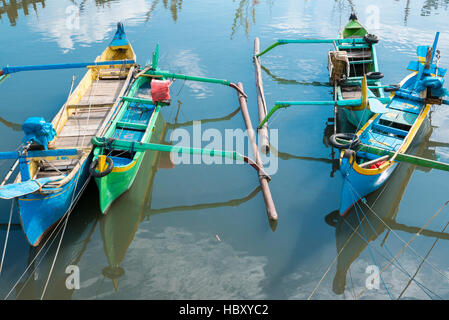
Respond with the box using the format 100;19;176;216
54;136;93;148
78;79;126;106
40;159;79;171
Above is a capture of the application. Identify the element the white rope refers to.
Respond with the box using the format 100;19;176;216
0;201;14;275
345;181;449;298
4;205;69;299
40;169;83;300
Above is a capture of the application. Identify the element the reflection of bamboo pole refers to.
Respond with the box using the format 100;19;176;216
237;82;278;223
254;38;270;153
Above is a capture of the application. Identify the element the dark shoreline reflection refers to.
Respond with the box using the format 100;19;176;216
0;0;45;26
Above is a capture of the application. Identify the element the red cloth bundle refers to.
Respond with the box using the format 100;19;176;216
369;160;387;169
151;79;172;102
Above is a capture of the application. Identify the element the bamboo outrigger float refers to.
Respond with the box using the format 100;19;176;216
91;45;278;221
330;32;449;216
255;14;391;133
0;23;136;246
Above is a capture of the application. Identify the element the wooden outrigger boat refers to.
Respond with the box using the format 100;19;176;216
334;13;387;127
255;13;392;134
324;121;449;297
330;33;449;216
0;23;136;246
90;45;272;214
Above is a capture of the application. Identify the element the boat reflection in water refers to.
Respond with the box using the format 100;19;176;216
13;183;98;300
325;116;449;296
99;106;263;291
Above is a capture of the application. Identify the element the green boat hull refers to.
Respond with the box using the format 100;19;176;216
93;74;165;214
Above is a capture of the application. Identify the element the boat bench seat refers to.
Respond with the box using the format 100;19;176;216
346;50;372;60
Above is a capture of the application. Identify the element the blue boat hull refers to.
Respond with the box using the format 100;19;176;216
17;153;93;246
339;157;398;216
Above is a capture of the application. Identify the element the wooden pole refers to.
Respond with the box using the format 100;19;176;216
236;82;278;225
254;38;270;154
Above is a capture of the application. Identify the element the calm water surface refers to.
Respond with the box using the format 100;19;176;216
0;0;449;300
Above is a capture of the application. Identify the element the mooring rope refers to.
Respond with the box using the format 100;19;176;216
351;191;393;299
307;214;366;299
40;168;83;300
350;190;449;299
397;218;449;299
352;193;440;299
0;201;14;275
4;206;69;299
349;181;449;284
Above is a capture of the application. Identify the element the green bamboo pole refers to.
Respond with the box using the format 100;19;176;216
145;70;231;86
257;97;391;128
337;138;449;172
256;38;368;57
91;137;267;176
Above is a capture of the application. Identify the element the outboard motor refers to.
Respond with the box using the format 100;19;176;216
22;117;56;150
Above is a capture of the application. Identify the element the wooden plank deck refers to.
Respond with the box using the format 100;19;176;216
54;105;111;148
76;79;126;106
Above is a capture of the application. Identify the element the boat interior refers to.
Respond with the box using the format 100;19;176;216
102;77;156;165
20;45;136;185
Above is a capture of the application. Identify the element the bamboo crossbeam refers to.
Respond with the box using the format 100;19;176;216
142;70;231;86
236;82;278;224
0;60;136;76
257;97;392;128
91;137;270;178
254;38;270;154
338;138;449;172
256;38;368;57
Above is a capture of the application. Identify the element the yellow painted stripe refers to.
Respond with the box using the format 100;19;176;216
112;159;137;173
351;104;431;175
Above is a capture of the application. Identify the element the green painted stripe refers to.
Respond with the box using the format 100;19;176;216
349;60;374;65
116;121;148;130
338;44;371;50
122;96;153;105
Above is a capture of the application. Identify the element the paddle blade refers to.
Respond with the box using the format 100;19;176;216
0;176;63;199
368;98;388;113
